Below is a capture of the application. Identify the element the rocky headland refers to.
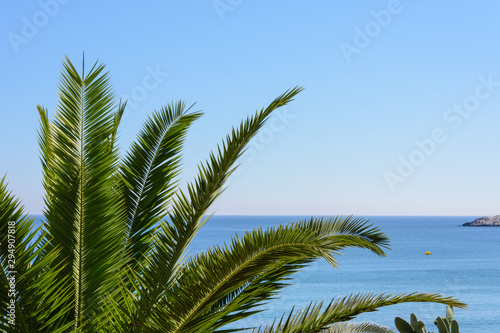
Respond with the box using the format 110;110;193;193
462;215;500;227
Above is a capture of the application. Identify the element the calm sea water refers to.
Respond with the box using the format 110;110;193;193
33;215;500;331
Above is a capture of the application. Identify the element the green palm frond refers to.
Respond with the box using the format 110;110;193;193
253;292;466;333
121;101;201;265
319;321;394;333
256;321;394;333
149;216;389;332
201;216;391;332
137;87;304;321
40;56;127;330
0;177;74;332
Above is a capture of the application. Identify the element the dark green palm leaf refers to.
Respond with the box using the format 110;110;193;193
256;321;395;333
41;56;127;330
0;177;74;332
121;101;201;265
137;87;304;323
150;216;389;332
253;292;466;333
318;322;394;333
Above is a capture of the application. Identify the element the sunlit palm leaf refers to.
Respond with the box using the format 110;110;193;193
137;87;304;323
121;101;201;265
256;321;395;333
319;321;394;333
41;56;127;330
152;216;389;332
253;292;466;333
0;177;74;332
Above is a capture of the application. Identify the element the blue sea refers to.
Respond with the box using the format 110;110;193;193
33;215;500;331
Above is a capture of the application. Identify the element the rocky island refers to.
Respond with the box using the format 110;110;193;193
462;215;500;227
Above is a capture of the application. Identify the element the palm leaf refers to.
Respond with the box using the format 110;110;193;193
120;101;201;266
253;292;466;333
40;56;127;330
0;176;74;332
256;321;394;333
319;322;395;333
137;87;304;323
150;216;390;332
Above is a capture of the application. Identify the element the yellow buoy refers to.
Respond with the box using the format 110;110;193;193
425;251;431;255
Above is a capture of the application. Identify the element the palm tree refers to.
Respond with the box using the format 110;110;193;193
0;56;465;332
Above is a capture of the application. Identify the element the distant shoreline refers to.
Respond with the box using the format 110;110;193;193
462;215;500;227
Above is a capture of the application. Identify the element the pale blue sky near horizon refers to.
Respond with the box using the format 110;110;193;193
1;1;500;216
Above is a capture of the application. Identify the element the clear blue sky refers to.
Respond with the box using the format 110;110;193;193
1;1;500;216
